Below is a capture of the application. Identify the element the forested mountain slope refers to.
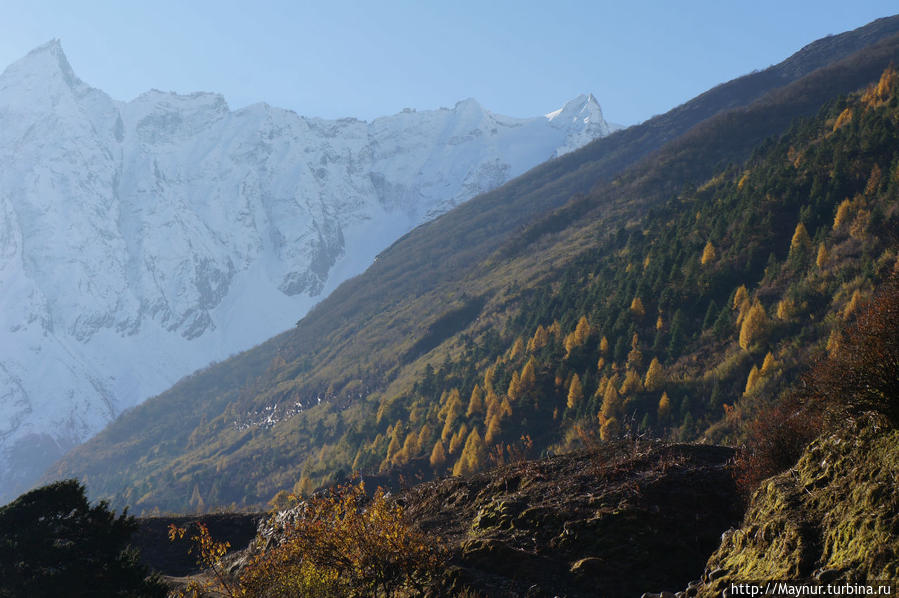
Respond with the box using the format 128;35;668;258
48;22;899;512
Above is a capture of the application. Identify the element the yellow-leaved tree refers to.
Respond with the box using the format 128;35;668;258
630;297;646;319
657;391;671;423
448;423;468;455
619;368;643;395
601;378;623;421
739;300;769;350
466;384;484;417
701;240;717;265
509;336;525;360
429;440;447;470
507;371;521;400
643;357;664;392
789;222;811;256
453;429;487;476
485;414;502;446
519;359;537;395
566;373;583;410
527;325;550;352
744;365;761;395
440;389;464;441
816;243;828;269
833;199;851;230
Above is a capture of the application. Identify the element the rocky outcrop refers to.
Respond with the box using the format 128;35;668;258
685;422;899;597
402;442;741;597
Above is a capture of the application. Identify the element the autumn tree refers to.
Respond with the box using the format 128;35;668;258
507;371;521;400
733;285;752;328
448;423;468;455
630;297;646;319
744;365;762;395
466;384;484;417
509;336;525;360
833;107;853;132
789;222;812;260
599;415;620;442
440;389;464;441
601;378;623;421
567;373;584;410
429;440;447;470
865;163;882;196
527;325;550;352
626;332;643;369
483;366;496;393
657;392;672;423
619;368;643;396
842;289;864;320
519;359;537;395
599;336;610;355
701;240;717;266
816;243;829;269
776;297;797;321
833;198;851;230
574;315;592;345
453;429;487;476
739;300;769;350
485;415;502;446
760;352;778;376
644;357;664;392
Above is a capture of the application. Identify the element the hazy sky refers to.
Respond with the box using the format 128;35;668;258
0;1;896;125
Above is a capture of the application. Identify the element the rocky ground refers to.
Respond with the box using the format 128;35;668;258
137;440;742;597
134;425;899;596
401;441;741;597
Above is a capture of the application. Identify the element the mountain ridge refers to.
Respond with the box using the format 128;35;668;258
0;40;612;501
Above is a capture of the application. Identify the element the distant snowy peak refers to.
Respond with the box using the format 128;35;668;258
0;39;87;99
0;41;613;502
545;93;603;124
545;93;610;156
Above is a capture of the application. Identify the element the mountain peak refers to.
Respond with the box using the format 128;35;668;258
545;93;603;123
2;39;84;91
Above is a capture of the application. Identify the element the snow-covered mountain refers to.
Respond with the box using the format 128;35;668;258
0;40;612;500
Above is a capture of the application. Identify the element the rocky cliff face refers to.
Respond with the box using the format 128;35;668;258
688;422;899;596
0;40;611;500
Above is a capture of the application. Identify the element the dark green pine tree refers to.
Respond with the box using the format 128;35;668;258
0;480;167;598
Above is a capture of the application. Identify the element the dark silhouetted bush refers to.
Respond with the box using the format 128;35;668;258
0;479;166;598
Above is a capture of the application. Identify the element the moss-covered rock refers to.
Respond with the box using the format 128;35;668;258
695;423;899;596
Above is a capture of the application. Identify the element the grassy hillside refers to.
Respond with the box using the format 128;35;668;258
48;23;899;513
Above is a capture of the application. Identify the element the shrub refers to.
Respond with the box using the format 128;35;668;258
734;394;825;495
239;480;442;597
810;276;899;424
0;479;166;598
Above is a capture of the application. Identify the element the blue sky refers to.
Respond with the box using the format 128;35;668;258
0;1;896;125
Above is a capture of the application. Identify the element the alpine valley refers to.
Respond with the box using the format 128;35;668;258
0;41;613;500
5;12;899;598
